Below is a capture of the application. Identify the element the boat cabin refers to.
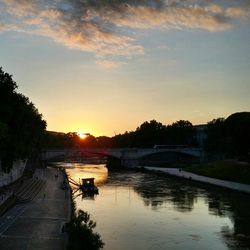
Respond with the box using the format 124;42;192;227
82;178;95;187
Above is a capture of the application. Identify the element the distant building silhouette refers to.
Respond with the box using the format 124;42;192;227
195;124;207;147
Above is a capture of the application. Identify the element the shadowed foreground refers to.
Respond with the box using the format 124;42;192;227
0;167;70;250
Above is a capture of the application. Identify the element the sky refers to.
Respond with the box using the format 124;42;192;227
0;0;250;136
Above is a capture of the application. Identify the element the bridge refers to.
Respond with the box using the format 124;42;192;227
42;147;205;167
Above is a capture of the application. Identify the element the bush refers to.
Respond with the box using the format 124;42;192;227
67;209;104;250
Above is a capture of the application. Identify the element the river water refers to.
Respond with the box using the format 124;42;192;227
60;163;250;250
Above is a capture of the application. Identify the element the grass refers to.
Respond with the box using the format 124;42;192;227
185;160;250;185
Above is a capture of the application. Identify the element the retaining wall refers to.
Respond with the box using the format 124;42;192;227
0;160;27;188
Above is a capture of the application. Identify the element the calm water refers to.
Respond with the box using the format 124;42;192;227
61;163;250;250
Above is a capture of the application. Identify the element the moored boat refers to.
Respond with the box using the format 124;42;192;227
80;178;99;194
68;176;99;195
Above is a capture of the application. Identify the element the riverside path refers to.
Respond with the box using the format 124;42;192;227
0;167;70;250
144;167;250;194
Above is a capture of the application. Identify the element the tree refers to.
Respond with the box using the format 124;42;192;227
205;118;226;155
0;67;47;172
224;112;250;159
167;120;195;145
205;112;250;160
112;119;195;148
67;210;104;250
134;120;167;147
44;131;79;148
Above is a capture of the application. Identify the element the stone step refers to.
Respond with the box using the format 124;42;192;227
16;180;45;203
0;195;16;216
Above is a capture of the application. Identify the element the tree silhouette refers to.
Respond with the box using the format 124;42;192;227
205;112;250;160
0;67;46;172
225;112;250;159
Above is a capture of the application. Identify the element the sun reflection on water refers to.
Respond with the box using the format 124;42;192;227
64;163;108;186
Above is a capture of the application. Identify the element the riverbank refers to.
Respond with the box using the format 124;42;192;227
63;166;105;250
144;166;250;194
0;167;71;250
185;160;250;185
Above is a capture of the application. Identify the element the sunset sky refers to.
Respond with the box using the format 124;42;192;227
0;0;250;136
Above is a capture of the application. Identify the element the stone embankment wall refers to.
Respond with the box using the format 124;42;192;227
0;160;27;188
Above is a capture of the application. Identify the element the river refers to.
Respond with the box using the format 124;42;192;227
60;163;250;250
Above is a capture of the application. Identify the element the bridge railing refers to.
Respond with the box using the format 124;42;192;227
42;147;203;151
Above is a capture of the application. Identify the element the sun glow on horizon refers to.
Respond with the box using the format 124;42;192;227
77;131;89;140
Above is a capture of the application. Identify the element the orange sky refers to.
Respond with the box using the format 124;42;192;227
0;0;249;136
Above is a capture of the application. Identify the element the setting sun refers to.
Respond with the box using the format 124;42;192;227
77;132;88;140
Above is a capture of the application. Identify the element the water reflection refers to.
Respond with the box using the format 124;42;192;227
63;163;108;185
205;191;250;250
133;173;200;212
61;163;250;250
134;171;250;249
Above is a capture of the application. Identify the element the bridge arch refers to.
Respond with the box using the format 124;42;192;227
138;151;199;167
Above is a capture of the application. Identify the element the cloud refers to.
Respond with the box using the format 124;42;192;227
0;23;6;31
0;22;17;32
109;5;232;31
226;6;250;18
0;0;249;57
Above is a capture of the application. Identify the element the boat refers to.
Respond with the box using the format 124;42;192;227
68;177;99;195
80;178;99;194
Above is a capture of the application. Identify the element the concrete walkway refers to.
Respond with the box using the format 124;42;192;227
144;167;250;194
0;167;71;250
